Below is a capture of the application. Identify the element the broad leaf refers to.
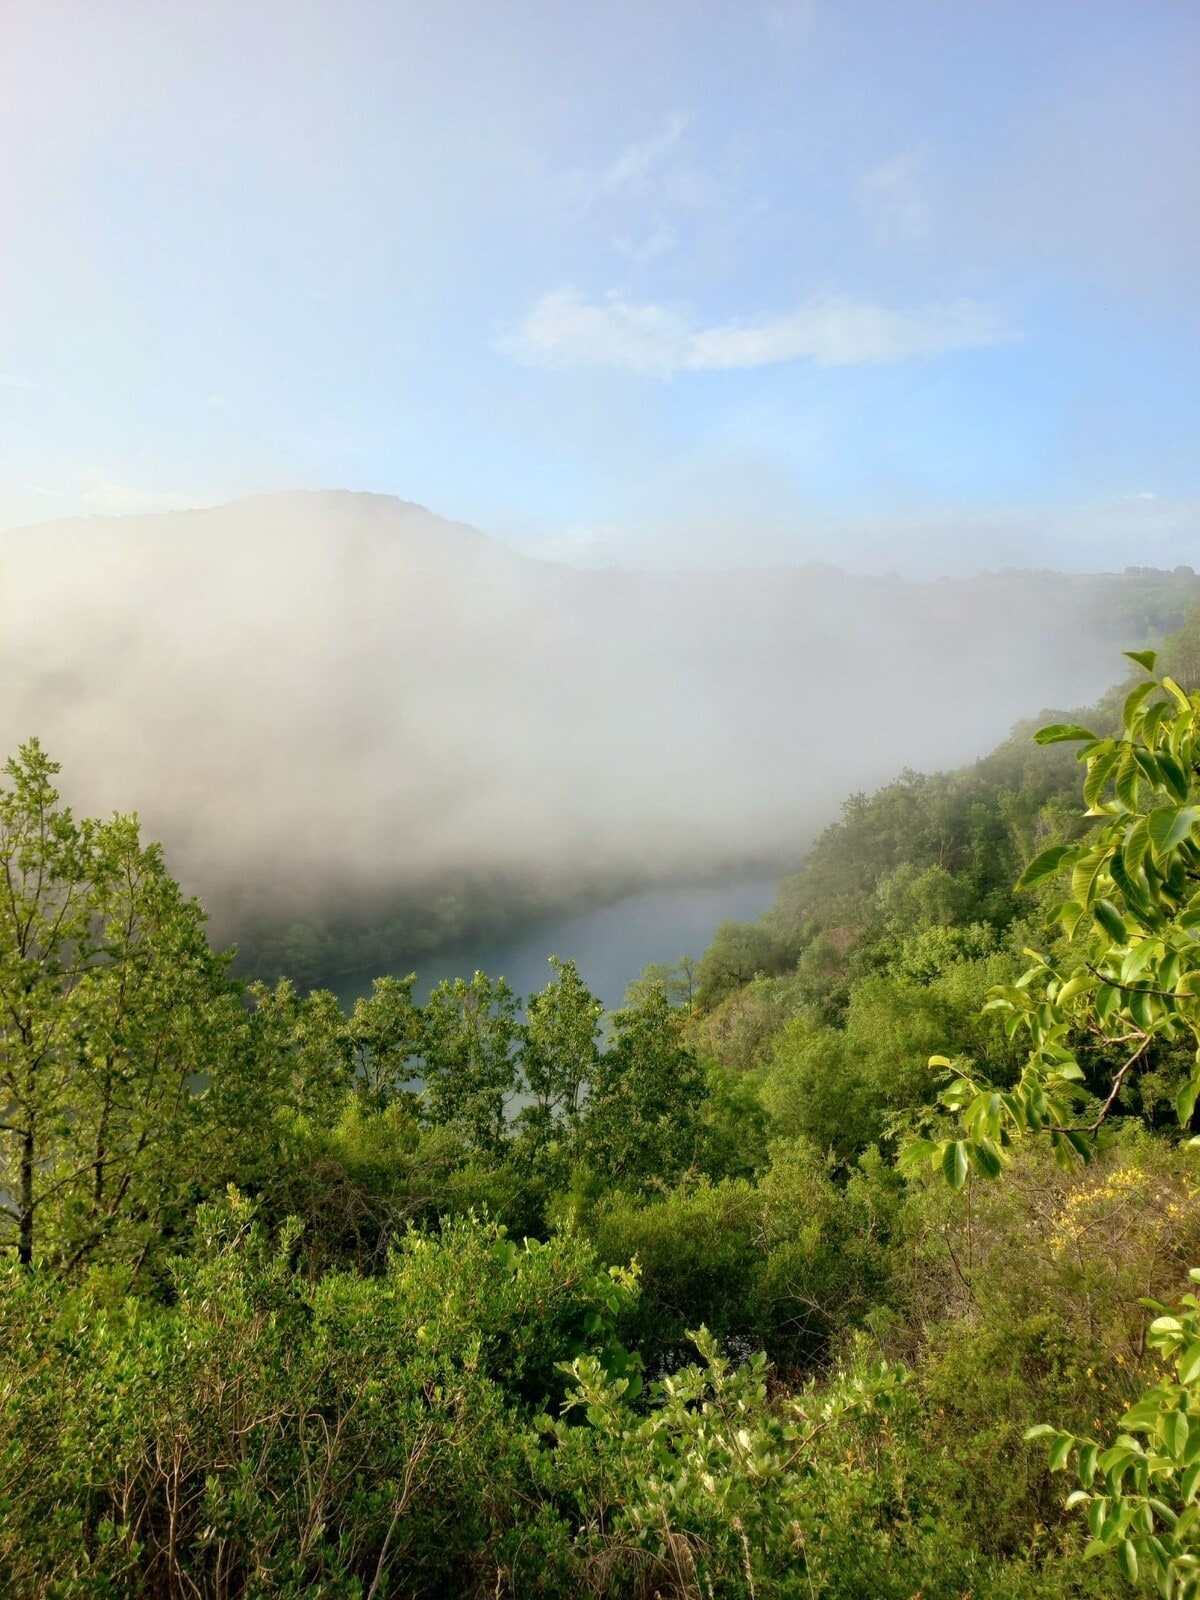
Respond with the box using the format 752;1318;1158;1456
1049;1431;1075;1471
1034;723;1098;746
942;1140;969;1192
1122;679;1159;732
968;1138;1003;1179
1093;899;1127;944
1149;806;1200;858
1016;844;1078;891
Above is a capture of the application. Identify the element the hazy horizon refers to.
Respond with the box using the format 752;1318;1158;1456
4;486;1198;584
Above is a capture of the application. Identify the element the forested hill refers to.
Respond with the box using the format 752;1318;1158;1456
682;603;1200;1147
0;491;1195;957
11;619;1200;1596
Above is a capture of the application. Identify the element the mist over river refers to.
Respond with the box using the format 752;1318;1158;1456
332;876;779;1013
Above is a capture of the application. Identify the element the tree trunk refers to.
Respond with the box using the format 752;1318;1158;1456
18;1118;34;1266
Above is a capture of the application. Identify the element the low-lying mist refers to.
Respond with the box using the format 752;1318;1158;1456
1;491;1192;942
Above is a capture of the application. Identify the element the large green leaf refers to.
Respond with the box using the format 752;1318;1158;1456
1049;1431;1075;1472
1116;750;1142;812
1134;747;1166;790
1122;936;1163;982
1164;1411;1190;1460
942;1140;969;1192
1163;675;1191;710
1109;850;1151;918
1130;988;1157;1030
1095;984;1119;1025
1034;724;1099;746
968;1138;1003;1178
1122;680;1160;732
1178;1341;1200;1385
897;1138;937;1174
1016;844;1078;891
1143;699;1172;742
1084;746;1121;807
1159;751;1192;803
1123;814;1152;872
1149;806;1200;860
1071;848;1110;910
1093;900;1128;943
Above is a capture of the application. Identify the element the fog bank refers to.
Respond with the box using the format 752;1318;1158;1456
0;491;1191;930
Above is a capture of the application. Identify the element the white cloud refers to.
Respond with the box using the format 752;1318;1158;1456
504;290;1010;376
611;217;677;265
858;153;932;245
601;113;689;195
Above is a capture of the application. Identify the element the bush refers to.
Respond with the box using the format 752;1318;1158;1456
586;1141;900;1375
0;1195;635;1598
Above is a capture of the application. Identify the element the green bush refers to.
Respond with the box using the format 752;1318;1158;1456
0;1195;635;1598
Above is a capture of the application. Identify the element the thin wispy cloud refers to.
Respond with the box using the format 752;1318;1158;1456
600;113;689;195
564;113;693;244
611;218;677;266
505;290;1011;376
858;153;932;245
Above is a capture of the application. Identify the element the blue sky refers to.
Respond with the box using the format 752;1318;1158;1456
1;0;1197;572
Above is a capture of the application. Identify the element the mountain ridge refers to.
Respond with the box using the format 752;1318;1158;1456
7;487;1194;586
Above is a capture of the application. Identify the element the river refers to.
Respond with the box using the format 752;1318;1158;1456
332;875;780;1013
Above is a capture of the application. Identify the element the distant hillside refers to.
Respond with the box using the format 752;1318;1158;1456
1;490;1195;955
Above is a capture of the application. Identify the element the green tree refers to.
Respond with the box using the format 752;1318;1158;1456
545;1331;906;1599
0;741;250;1270
346;973;422;1109
420;971;518;1154
906;650;1200;1188
696;919;783;1005
517;957;602;1151
251;974;423;1122
907;651;1200;1596
625;955;702;1009
248;978;353;1124
579;985;708;1188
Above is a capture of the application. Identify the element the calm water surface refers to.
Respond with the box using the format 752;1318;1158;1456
334;876;779;1012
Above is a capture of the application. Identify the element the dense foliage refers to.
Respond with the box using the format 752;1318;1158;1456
7;610;1200;1594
